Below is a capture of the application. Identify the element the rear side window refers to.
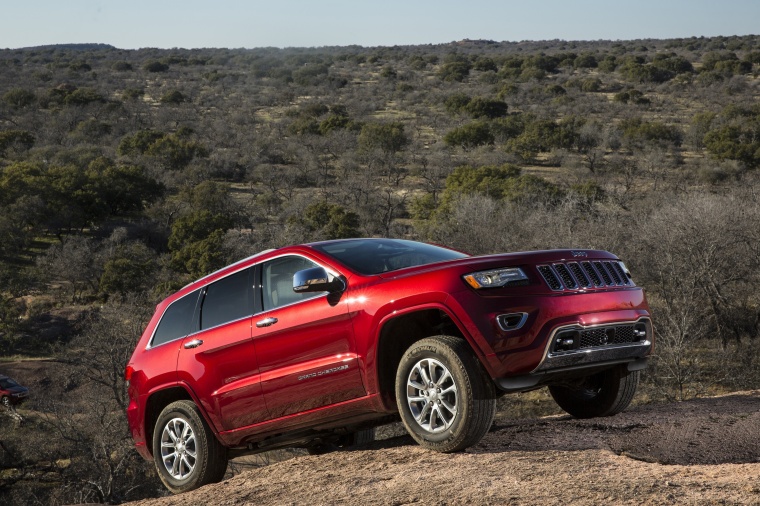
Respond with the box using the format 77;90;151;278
152;289;200;347
200;268;253;330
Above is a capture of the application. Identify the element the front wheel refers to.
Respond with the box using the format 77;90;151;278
1;396;10;408
152;400;228;494
549;367;640;419
396;335;496;453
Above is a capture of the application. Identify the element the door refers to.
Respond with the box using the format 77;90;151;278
176;267;268;432
252;255;365;420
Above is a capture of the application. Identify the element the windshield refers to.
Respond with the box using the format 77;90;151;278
312;239;468;275
0;377;19;389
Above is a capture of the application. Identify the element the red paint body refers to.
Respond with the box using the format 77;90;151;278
126;241;651;459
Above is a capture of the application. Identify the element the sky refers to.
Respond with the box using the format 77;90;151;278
2;0;759;50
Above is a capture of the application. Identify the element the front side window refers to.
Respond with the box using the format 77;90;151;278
152;289;201;347
262;256;322;311
200;268;253;330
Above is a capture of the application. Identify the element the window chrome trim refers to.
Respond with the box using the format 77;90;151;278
146;252;344;350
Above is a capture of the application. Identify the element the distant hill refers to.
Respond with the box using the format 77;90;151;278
16;43;116;51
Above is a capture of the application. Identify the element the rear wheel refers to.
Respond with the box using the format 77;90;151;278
1;396;9;408
549;367;639;419
395;335;496;453
152;400;228;494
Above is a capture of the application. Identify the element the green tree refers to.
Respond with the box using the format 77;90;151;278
472;56;497;72
505;118;580;159
443;121;494;149
99;242;158;296
358;122;410;155
0;130;35;156
297;201;360;239
63;88;105;106
444;93;471;115
439;164;563;210
160;90;186;104
438;61;471;82
143;60;169;72
2;88;35;108
573;53;598;68
621;117;683;147
117;130;165;156
169;210;234;276
652;52;694;73
703;124;760;167
463;98;508;119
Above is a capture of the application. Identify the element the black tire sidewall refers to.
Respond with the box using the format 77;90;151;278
396;340;471;445
550;367;638;418
152;401;209;493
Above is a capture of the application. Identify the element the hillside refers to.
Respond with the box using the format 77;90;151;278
2;35;760;503
128;391;760;505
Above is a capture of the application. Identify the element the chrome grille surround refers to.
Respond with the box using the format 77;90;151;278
537;260;634;292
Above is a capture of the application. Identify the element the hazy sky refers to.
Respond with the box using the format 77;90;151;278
3;0;759;49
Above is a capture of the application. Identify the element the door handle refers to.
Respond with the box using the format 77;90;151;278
256;317;278;328
183;339;203;349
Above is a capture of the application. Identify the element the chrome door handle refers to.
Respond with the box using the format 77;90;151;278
256;317;278;328
183;339;203;349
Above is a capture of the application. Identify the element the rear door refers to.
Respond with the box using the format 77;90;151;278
176;267;268;431
252;254;365;419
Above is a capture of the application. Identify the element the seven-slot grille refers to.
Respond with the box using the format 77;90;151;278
537;260;633;291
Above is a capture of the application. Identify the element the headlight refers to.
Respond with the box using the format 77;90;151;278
463;267;528;289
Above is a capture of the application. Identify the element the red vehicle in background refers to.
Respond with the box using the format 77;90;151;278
0;374;29;407
125;238;652;493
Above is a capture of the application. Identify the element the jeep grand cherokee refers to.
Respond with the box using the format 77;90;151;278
125;238;652;493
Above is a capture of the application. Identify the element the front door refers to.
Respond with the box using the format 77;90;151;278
252;255;365;420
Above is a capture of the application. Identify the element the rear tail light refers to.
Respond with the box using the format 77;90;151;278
124;365;134;387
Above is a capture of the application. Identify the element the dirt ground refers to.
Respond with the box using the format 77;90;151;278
128;390;760;506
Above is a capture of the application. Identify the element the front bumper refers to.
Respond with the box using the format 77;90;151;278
496;317;652;392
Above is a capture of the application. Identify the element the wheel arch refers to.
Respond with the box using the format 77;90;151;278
374;305;477;411
143;385;196;457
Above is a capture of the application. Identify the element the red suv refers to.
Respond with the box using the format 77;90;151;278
126;239;652;493
0;374;29;407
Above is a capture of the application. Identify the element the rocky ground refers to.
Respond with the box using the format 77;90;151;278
129;391;760;505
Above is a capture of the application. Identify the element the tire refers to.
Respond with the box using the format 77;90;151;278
306;428;376;455
152;400;228;494
395;335;496;453
549;367;640;419
1;396;9;408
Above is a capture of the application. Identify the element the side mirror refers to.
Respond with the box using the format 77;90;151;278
293;267;344;293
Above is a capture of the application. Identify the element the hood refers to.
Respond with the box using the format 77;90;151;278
376;249;619;280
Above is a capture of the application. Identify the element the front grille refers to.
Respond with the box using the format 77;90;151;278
538;260;634;291
594;261;613;285
537;265;562;290
581;261;603;286
553;264;577;289
567;262;591;288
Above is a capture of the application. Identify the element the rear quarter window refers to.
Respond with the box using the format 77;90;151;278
151;289;201;347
